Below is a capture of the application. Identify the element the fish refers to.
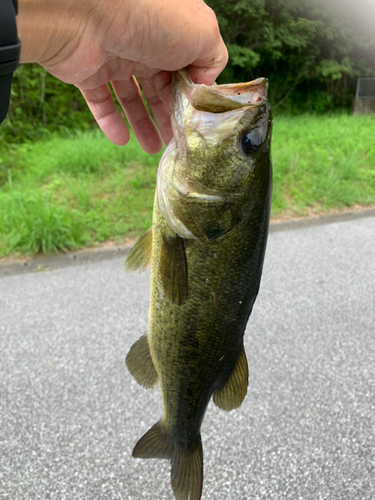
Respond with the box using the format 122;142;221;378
124;69;272;500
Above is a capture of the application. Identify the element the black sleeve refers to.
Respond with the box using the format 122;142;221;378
0;0;21;124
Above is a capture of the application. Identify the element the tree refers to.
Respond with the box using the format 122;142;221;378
207;0;375;111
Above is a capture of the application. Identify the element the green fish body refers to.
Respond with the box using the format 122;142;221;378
125;70;272;500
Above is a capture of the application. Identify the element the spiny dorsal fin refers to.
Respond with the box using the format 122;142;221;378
124;227;152;273
160;233;188;306
125;334;158;389
213;343;248;411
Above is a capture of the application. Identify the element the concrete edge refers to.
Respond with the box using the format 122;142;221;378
0;242;135;278
1;207;375;278
269;206;375;233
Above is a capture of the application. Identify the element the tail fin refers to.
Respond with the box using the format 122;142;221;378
170;439;203;500
133;421;203;500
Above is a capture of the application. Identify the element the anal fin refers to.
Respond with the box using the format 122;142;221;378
160;233;188;306
124;227;152;273
133;420;172;459
125;334;158;389
213;343;248;411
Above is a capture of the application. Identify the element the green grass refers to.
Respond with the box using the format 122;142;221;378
0;115;374;257
271;114;375;216
0;130;162;256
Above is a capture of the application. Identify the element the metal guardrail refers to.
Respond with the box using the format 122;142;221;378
355;78;375;99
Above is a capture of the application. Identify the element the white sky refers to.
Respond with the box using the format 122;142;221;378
325;0;375;38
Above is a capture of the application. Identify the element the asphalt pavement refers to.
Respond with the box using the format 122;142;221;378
0;214;374;500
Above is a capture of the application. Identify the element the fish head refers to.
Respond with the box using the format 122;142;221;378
157;70;272;241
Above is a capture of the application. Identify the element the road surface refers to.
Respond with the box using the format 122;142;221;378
1;214;374;499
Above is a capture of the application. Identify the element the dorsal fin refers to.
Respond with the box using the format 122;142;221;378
213;343;248;411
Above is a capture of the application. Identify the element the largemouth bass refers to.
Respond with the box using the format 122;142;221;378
125;69;272;500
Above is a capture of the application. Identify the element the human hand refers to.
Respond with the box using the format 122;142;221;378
18;0;228;153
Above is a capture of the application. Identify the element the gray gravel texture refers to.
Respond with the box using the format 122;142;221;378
0;216;374;500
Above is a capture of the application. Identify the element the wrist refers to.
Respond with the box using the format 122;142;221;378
17;0;92;64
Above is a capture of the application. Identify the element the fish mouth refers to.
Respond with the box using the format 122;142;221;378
171;70;269;147
174;69;268;114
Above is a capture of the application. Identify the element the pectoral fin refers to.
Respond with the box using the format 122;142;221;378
213;343;248;411
124;227;152;273
125;334;158;389
160;234;188;306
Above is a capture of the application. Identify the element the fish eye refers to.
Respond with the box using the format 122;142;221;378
240;130;263;154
